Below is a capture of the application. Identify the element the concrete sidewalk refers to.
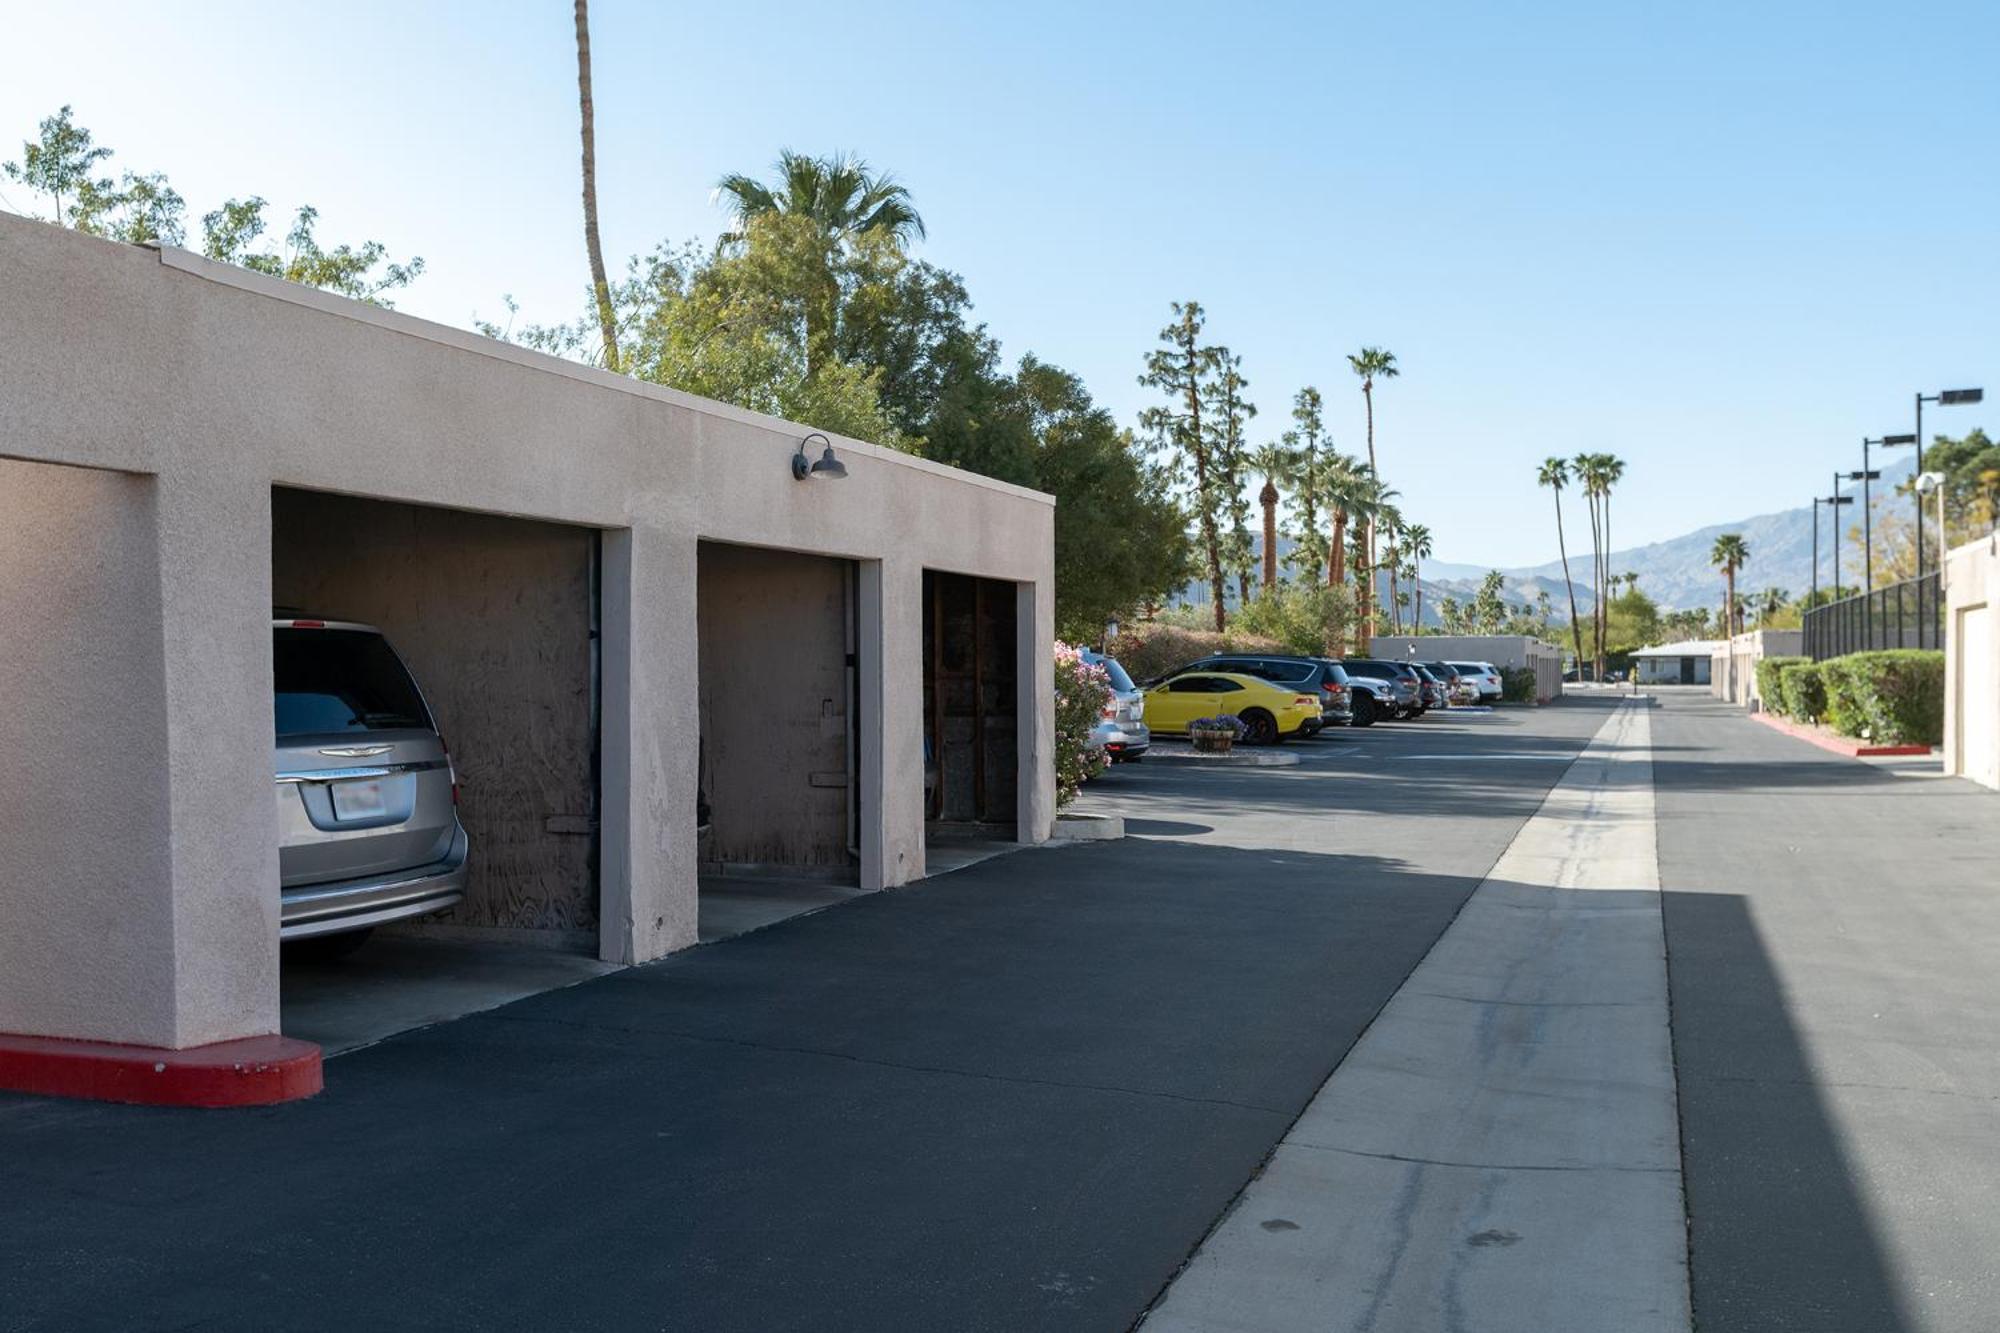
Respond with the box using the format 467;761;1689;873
1147;700;1688;1331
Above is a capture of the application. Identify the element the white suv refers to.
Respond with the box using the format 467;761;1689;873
1449;661;1504;702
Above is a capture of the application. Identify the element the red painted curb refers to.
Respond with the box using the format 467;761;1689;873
0;1032;323;1107
1749;710;1933;758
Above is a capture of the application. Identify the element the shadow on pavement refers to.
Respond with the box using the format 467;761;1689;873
1666;891;1912;1332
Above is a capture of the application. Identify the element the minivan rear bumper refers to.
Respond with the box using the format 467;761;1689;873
280;824;469;940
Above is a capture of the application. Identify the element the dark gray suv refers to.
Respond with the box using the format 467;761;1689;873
274;618;468;946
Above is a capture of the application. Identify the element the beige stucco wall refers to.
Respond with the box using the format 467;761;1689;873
1710;629;1802;709
1368;635;1566;703
0;214;1055;1048
1944;536;2000;788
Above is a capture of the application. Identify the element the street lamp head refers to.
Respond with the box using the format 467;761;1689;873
1845;470;1880;481
1939;388;1984;405
1915;471;1947;494
1879;434;1918;447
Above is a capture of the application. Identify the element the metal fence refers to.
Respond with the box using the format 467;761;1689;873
1802;572;1943;660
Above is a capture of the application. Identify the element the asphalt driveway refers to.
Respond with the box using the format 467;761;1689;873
0;703;1607;1332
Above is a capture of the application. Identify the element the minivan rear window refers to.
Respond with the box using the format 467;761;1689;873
1099;657;1137;692
274;628;434;737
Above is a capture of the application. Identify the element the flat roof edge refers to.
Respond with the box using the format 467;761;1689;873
150;244;1056;508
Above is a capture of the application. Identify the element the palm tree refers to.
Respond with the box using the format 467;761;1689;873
1756;586;1790;627
1600;456;1628;659
1377;504;1404;633
1247;444;1299;593
1539;458;1587;677
1347;348;1398;648
713;150;925;375
1711;533;1750;636
574;0;619;371
1404;523;1434;629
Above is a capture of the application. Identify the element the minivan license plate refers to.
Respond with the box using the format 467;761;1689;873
330;778;387;820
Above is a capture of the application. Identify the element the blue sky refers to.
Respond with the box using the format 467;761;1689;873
6;1;1995;567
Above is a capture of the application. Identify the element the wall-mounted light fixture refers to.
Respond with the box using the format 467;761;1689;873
792;432;848;481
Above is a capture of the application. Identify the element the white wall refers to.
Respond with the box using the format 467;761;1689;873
0;214;1056;1048
1945;537;2000;789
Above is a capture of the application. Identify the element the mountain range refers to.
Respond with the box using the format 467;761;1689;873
1172;455;1913;624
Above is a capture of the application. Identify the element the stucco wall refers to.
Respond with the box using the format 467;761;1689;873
1710;629;1802;709
1368;635;1566;703
0;214;1056;1049
1944;537;2000;788
271;488;598;939
697;542;853;872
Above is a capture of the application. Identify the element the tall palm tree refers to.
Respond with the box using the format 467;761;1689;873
1599;455;1628;665
1347;348;1398;648
1319;459;1380;652
1574;452;1618;679
574;0;619;371
1756;586;1790;627
1711;533;1750;636
1404;523;1434;629
713;150;925;375
1380;504;1409;633
1538;457;1587;677
1247;443;1299;593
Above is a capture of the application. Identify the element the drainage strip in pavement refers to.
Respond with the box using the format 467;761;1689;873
1144;699;1691;1332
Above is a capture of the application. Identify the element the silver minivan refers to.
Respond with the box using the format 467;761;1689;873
274;617;468;947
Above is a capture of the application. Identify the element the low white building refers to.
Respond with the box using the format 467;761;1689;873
0;213;1056;1100
1632;640;1724;686
1367;635;1566;703
1945;535;2000;790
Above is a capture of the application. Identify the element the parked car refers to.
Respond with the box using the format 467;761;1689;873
1081;648;1150;762
274;616;468;953
1450;660;1505;702
1422;662;1479;706
1341;658;1426;718
1411;663;1448;711
1152;654;1354;731
1143;671;1321;744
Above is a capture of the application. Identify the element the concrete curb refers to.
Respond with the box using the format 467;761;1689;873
1049;813;1125;842
1147;745;1302;768
1750;710;1933;758
0;1031;323;1107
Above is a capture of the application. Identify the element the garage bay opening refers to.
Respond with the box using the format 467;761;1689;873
923;570;1020;870
271;487;611;1051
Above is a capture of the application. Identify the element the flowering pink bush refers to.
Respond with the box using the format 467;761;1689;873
1054;641;1113;807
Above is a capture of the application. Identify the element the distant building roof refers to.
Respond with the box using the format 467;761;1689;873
1630;639;1726;657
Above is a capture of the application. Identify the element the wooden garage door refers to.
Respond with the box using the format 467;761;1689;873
1959;605;1998;791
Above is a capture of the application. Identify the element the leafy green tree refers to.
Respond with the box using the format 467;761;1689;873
1604;585;1661;653
7;107;420;304
1205;352;1257;606
1473;570;1508;633
714;150;924;380
1279;388;1332;582
1139;302;1228;630
1710;533;1750;636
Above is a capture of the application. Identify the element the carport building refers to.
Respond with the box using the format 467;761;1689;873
0;215;1056;1101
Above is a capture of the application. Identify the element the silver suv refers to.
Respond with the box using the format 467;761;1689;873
274;617;468;945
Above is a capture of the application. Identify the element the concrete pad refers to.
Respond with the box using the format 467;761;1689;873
1144;1142;1686;1333
1146;700;1690;1331
697;875;874;943
281;936;618;1055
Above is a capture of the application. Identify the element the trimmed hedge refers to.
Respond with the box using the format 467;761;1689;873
1820;651;1944;747
1499;666;1539;703
1775;660;1827;724
1755;655;1807;711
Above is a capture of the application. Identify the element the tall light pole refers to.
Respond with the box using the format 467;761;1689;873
1810;496;1823;606
1914;387;1983;580
1847;461;1882;646
1827;479;1855;598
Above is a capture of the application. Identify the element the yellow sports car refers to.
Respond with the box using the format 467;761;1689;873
1143;671;1322;745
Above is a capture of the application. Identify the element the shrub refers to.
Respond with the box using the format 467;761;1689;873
1109;622;1286;685
1053;642;1112;807
1755;655;1807;712
1774;660;1826;722
1500;666;1538;702
1819;650;1944;746
1232;583;1356;657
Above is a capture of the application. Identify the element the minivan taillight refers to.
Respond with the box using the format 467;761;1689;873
289;619;325;629
441;736;459;806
